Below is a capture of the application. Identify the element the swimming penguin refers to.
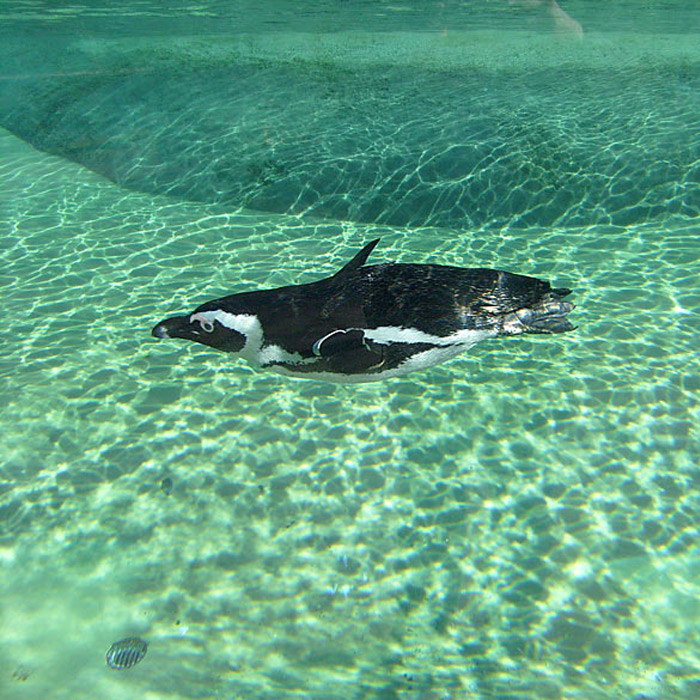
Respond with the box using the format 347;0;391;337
151;239;575;383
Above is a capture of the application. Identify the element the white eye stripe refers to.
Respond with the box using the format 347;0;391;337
190;313;215;333
190;310;264;361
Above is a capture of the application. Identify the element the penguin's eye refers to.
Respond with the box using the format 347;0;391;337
199;319;214;333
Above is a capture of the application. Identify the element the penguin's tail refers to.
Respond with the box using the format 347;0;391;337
501;288;576;335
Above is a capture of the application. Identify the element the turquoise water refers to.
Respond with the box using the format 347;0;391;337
1;2;700;699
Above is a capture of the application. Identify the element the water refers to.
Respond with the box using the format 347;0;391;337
1;2;699;699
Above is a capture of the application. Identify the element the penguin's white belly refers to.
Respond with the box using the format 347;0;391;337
266;328;493;383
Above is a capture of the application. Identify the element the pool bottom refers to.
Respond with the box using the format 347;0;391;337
1;128;700;699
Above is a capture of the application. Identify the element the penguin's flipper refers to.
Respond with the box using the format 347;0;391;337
332;239;380;281
312;329;385;373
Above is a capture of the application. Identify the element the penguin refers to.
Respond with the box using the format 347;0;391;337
151;239;575;383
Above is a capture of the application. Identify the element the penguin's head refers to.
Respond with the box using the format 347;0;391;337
151;308;248;354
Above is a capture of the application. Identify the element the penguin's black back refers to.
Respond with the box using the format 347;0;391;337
355;263;563;334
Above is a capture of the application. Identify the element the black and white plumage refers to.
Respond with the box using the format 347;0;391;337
151;239;575;383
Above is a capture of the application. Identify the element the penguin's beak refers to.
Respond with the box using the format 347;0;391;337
151;315;191;340
152;323;170;339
